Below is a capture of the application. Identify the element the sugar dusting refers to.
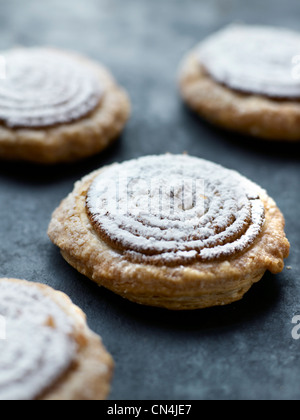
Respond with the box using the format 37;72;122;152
87;155;265;266
0;48;103;128
0;281;76;400
197;24;300;98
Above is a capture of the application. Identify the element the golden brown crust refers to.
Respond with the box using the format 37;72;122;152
0;49;130;164
48;166;290;311
179;51;300;141
1;278;114;400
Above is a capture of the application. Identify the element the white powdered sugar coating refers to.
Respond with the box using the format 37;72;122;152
86;155;265;266
0;281;76;400
197;24;300;98
0;48;103;128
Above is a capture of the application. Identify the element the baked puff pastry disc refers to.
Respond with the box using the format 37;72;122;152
179;24;300;141
0;48;130;164
0;278;113;400
48;154;290;310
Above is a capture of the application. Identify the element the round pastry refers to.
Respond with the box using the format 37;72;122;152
0;278;113;400
179;24;300;141
48;154;290;311
0;47;130;164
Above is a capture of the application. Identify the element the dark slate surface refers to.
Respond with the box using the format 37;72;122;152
0;0;299;400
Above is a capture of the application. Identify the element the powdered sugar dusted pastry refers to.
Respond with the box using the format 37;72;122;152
179;24;300;141
0;278;113;400
48;154;290;310
0;48;130;163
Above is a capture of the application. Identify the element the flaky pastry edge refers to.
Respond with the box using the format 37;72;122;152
0;49;130;164
179;51;300;141
48;167;290;310
0;278;114;400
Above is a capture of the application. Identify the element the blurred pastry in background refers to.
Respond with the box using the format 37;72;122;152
0;278;113;400
0;47;130;164
179;24;300;141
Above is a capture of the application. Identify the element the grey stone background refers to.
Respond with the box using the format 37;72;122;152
0;0;299;400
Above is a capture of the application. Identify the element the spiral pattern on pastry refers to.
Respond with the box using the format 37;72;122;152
0;280;76;400
86;155;266;266
197;24;300;98
0;48;103;128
